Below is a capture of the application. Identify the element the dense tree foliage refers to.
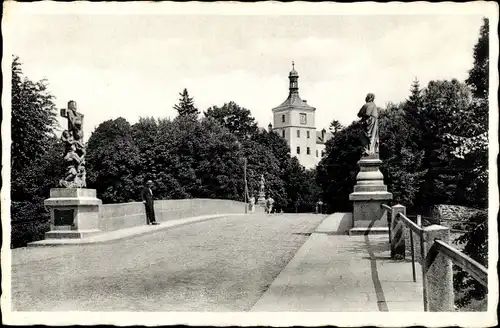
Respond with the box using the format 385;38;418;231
86;118;143;203
379;104;427;209
204;101;259;140
84;100;321;213
11;56;58;200
316;122;364;212
449;18;489;309
11;56;62;248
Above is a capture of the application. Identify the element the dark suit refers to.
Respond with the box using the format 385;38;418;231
141;186;156;224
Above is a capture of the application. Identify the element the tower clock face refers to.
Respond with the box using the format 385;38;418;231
300;113;307;124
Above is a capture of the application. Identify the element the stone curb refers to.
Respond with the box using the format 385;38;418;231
28;213;247;247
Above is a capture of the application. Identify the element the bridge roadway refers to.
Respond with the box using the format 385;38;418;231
11;213;326;311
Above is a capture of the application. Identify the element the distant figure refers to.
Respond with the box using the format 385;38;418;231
249;193;256;213
265;194;275;215
141;180;158;225
357;93;380;156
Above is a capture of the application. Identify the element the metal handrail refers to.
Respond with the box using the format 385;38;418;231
434;239;488;287
397;212;424;237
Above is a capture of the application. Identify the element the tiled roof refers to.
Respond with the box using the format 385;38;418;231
272;93;315;112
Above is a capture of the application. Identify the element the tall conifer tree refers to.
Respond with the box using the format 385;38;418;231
173;88;199;117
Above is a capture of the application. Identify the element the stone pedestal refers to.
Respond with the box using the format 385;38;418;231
349;155;392;235
257;191;266;210
43;188;102;239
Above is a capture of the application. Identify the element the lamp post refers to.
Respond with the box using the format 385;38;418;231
236;140;248;214
243;157;248;214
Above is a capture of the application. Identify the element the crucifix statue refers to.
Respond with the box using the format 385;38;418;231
59;100;86;188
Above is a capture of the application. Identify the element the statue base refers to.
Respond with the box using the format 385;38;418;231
349;154;392;235
41;188;102;240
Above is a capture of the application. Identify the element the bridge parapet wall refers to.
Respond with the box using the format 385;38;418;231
99;199;246;231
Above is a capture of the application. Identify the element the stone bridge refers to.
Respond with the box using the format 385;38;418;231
10;212;423;312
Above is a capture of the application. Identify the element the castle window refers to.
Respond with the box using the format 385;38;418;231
300;113;307;125
282;130;285;138
321;151;325;157
307;131;310;138
297;130;300;138
316;150;318;157
297;146;301;154
307;147;310;155
281;114;285;123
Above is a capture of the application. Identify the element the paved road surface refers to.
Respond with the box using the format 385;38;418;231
11;214;325;311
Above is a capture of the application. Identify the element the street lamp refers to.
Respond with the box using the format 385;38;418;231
236;140;248;214
243;157;248;214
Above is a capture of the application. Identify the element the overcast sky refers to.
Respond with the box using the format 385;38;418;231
5;4;487;141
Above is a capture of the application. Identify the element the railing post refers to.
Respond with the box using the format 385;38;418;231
387;207;392;243
390;204;406;260
420;225;454;312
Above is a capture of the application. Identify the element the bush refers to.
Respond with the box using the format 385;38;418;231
11;200;50;248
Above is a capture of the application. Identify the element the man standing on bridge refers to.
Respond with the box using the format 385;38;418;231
141;180;158;225
265;194;275;215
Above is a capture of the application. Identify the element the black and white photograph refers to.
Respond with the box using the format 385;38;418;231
1;1;498;326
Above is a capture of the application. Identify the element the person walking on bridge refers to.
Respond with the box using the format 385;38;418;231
249;192;256;213
265;194;275;215
141;180;159;225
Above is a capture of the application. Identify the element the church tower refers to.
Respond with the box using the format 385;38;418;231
271;63;317;169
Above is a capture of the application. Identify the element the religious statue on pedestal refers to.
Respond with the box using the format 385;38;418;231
357;93;380;156
59;100;86;188
257;174;266;207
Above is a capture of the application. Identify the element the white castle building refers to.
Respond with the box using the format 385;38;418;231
270;63;332;169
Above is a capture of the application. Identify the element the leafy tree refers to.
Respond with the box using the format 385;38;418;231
147;115;246;200
132;117;159;177
453;211;488;308
86;118;143;203
284;159;320;212
379;103;426;209
466;18;489;99
414;79;473;210
10;56;61;247
173;88;199;117
241;135;287;209
249;129;320;212
204;101;259;140
11;56;58;200
316;122;365;212
251;129;291;170
447;17;489;209
449;18;489;310
329;119;344;134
